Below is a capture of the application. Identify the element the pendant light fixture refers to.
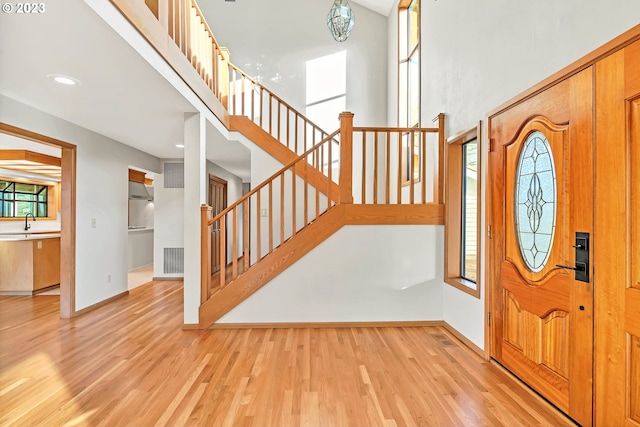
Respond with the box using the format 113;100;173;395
327;0;355;42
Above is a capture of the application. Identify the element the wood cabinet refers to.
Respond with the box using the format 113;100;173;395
0;237;60;294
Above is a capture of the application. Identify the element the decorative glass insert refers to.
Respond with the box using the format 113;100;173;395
515;131;556;272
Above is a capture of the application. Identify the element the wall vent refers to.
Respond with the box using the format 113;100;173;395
164;162;184;188
163;248;184;274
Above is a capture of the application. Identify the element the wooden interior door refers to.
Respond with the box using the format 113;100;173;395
594;39;640;426
208;175;227;274
488;68;594;426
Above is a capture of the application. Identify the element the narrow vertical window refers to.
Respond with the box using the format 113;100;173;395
445;124;481;298
461;140;478;282
398;0;420;184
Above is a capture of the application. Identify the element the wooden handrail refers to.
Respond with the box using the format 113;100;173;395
209;130;339;226
353;127;440;133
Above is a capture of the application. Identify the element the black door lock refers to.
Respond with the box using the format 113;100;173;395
555;232;589;283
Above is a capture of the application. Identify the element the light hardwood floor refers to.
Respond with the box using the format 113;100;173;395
0;281;576;427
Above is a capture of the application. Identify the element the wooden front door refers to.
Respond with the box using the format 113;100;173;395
208;175;227;274
488;67;594;426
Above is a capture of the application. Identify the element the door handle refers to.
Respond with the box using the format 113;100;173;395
556;232;590;283
556;263;586;271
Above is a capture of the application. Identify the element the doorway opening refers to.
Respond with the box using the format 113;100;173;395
0;123;77;318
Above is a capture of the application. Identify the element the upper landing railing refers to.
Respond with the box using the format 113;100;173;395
111;0;331;156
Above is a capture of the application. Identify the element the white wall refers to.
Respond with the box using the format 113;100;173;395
0;95;162;311
199;0;388;128
219;225;444;323
387;0;640;349
153;159;246;279
153;161;185;279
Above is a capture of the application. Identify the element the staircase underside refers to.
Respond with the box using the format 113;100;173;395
229;115;340;201
199;203;444;328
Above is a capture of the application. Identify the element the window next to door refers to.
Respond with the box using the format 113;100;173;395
444;123;481;298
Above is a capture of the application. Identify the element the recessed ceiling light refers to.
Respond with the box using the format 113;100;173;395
176;144;185;148
46;73;80;86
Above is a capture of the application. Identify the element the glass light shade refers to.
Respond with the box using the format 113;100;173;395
327;0;355;42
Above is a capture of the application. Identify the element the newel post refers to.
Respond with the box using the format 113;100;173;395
200;204;212;304
218;47;230;109
339;112;355;204
434;113;445;204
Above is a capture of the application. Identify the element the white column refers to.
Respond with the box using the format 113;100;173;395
183;112;207;325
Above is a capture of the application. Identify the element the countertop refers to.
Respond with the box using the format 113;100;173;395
0;233;61;241
128;227;153;233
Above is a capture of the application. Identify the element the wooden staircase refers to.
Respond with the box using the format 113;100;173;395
199;113;446;328
109;0;447;328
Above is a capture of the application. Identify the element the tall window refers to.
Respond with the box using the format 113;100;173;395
445;124;481;298
306;51;347;134
461;141;478;282
0;180;48;218
398;0;420;183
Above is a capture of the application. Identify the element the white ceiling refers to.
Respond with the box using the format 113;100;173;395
0;0;251;180
351;0;395;16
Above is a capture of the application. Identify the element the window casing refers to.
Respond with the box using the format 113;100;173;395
398;0;420;184
445;124;481;298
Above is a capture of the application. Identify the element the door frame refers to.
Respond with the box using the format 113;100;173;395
208;173;227;272
485;24;640;424
0;123;77;318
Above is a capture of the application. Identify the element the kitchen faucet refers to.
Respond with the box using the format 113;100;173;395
24;213;36;231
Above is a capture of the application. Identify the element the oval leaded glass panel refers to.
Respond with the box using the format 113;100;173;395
515;131;556;273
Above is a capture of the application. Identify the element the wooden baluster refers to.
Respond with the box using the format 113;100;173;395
269;94;273;135
397;131;402;204
385;131;390;204
328;138;333;205
422;131;427;204
410;130;415;204
183;0;190;57
292;168;297;235
339;112;354;204
259;88;264;128
251;82;255;122
286;109;291;150
243;200;249;271
303;120;307;154
295;115;299;154
277;102;281;142
280;174;285;245
373;132;378;204
200;204;212;304
256;191;261;261
232;207;237;280
316;151;321;216
304;164;309;226
361;132;366;204
241;75;246;117
219;214;226;289
268;181;273;253
167;0;175;40
435;113;445;204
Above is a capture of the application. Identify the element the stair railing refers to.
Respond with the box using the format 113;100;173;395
351;113;445;205
227;64;331;156
201;130;341;302
130;1;333;157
